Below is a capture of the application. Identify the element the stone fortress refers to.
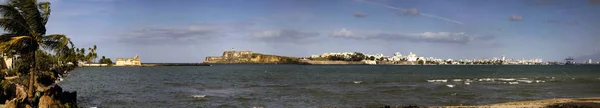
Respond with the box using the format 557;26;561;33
204;48;297;64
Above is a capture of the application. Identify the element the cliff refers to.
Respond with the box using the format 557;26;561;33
204;51;298;64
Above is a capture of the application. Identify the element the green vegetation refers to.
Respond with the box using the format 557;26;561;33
309;52;366;61
98;56;114;65
0;0;94;107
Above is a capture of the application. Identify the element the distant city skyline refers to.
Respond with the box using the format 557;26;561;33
13;0;600;62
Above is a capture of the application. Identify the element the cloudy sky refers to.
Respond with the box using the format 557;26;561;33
34;0;600;62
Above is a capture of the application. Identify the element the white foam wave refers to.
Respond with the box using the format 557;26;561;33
192;95;206;98
498;78;516;81
446;84;455;88
535;80;545;83
508;82;519;84
427;79;447;82
452;79;463;82
353;81;363;84
517;80;533;83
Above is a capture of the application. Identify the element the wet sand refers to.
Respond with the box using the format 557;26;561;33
428;97;600;108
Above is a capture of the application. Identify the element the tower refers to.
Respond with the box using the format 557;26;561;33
501;55;505;61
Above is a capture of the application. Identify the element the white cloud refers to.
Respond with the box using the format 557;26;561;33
332;28;354;37
120;25;219;44
251;29;319;43
509;15;523;21
332;31;494;44
252;30;282;38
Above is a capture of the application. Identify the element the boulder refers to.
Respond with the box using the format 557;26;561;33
44;85;62;99
38;95;59;108
15;84;27;102
4;99;17;108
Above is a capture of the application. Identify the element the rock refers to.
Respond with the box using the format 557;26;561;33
5;99;17;108
44;85;62;98
38;95;59;108
15;84;27;102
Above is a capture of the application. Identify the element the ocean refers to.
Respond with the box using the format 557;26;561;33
58;65;600;108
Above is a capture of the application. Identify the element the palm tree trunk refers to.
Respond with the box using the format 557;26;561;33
27;52;36;102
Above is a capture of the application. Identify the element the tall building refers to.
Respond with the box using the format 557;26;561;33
589;59;593;64
501;55;506;61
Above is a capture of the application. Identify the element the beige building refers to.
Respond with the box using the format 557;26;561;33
1;54;16;70
116;55;141;66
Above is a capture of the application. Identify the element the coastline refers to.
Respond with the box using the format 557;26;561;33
427;97;600;108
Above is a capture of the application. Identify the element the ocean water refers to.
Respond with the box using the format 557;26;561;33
58;65;600;107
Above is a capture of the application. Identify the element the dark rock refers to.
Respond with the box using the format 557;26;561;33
546;102;600;108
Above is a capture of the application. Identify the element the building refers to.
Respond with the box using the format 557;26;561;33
389;52;405;61
406;52;418;61
1;54;17;70
116;55;141;66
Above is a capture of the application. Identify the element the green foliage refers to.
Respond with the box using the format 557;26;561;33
418;60;425;65
98;56;113;65
350;52;365;61
327;55;346;61
368;56;376;60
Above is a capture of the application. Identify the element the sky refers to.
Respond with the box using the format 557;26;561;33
31;0;600;62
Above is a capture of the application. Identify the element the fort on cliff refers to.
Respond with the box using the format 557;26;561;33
204;50;298;64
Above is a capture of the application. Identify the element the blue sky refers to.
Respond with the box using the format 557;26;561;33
38;0;600;62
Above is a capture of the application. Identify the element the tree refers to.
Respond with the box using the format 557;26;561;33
368;56;375;60
99;56;106;64
86;45;97;63
350;52;365;61
0;0;72;103
98;55;113;65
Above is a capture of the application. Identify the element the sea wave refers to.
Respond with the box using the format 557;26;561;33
425;77;558;85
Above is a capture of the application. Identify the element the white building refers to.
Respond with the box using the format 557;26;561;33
389;52;405;61
116;55;141;66
406;52;418;61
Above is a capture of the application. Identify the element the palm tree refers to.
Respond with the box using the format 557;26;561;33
87;45;97;63
0;0;72;103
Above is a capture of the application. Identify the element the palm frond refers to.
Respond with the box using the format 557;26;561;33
38;2;50;25
0;4;29;35
9;0;46;37
0;35;35;53
41;34;71;51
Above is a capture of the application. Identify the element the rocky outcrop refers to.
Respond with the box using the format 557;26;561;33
204;51;297;64
36;85;77;108
38;95;58;108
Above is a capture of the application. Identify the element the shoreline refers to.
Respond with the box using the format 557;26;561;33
4;97;596;108
428;97;600;108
